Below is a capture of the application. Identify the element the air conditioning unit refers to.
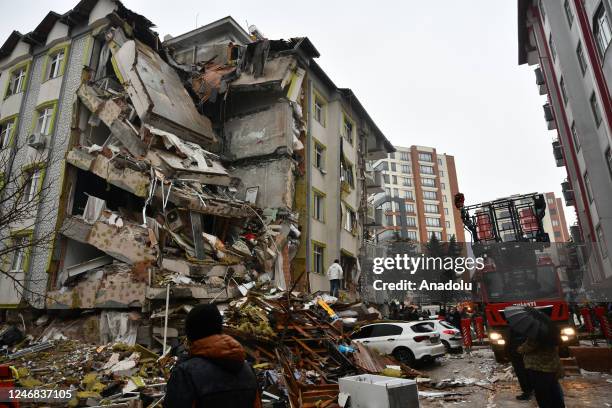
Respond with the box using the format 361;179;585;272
27;133;45;149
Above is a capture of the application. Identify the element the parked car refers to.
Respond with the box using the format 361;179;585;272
422;320;463;351
350;321;446;365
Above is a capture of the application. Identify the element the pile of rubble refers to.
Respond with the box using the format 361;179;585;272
222;288;423;407
1;286;425;407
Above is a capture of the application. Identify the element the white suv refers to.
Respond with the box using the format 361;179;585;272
350;322;446;365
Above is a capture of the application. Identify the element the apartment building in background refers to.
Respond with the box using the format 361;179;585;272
370;145;464;244
518;0;612;290
544;191;571;242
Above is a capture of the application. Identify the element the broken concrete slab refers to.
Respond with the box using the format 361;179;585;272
231;55;297;91
62;215;156;265
47;265;146;309
224;101;296;161
77;85;147;157
67;148;150;197
110;38;218;150
231;157;295;209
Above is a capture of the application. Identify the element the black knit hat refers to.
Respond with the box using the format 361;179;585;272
185;304;223;341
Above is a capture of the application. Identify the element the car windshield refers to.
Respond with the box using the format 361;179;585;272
482;266;558;302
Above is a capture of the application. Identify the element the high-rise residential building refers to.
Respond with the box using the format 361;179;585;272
518;0;612;287
543;192;570;242
371;145;464;243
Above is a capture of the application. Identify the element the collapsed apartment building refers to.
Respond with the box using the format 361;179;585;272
0;0;393;344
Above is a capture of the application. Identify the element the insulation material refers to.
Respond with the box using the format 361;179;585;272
99;311;139;345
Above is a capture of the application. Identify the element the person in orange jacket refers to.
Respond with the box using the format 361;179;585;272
163;304;261;408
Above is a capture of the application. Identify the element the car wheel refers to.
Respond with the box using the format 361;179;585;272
441;340;451;352
392;347;415;366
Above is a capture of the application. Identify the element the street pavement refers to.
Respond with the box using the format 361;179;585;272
417;346;611;407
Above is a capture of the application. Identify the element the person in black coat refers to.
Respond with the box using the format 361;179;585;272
508;327;533;400
163;304;260;408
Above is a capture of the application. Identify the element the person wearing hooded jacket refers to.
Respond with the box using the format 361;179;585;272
163;304;261;408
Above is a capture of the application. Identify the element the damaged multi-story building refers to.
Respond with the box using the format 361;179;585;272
0;0;393;336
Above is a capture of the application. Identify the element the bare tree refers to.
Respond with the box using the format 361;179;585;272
0;133;63;304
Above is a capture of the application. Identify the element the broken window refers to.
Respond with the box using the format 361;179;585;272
47;49;66;80
6;66;27;96
313;243;325;274
0;118;15;148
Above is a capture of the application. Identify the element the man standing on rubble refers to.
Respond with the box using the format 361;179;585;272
163;304;260;408
327;259;343;298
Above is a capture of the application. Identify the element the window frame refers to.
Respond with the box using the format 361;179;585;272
312;241;326;274
584;171;594;203
20;162;46;205
419;165;434;175
590;92;603;127
7;230;33;274
340;156;355;190
425;217;441;227
571;121;581;151
424;203;439;214
560;76;568;105
564;0;574;27
313;189;326;222
423;190;438;200
31;100;59;137
576;42;588;75
421;177;436;187
0;115;18;149
314;139;326;172
594;3;612;58
43;43;70;82
342;112;355;145
313;90;327;127
597;224;608;258
418;152;433;162
4;60;31;99
549;34;557;62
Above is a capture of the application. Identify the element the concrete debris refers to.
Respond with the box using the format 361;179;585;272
0;4;394;407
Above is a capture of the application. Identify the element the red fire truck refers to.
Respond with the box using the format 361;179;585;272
455;193;577;362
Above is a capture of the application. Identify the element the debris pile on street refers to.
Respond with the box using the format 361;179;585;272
222;289;424;407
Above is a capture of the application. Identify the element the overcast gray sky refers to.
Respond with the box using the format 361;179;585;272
1;0;575;225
